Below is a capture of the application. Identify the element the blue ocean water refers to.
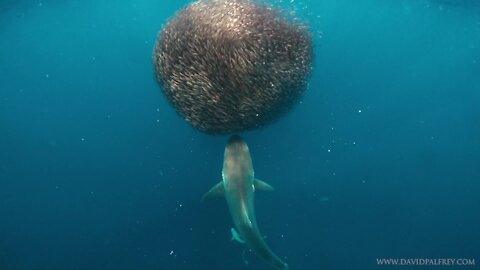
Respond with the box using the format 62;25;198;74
1;0;479;269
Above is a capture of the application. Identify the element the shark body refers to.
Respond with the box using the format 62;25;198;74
203;135;289;270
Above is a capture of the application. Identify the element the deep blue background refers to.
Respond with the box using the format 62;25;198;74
1;0;479;269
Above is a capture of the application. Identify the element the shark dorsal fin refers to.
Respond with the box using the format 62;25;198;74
253;178;275;192
202;181;225;202
231;228;246;244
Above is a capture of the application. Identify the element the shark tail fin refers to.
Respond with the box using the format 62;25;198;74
231;228;246;244
202;181;225;202
254;178;275;192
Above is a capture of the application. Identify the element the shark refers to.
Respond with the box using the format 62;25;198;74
203;135;289;270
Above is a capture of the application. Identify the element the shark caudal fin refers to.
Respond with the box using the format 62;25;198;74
253;178;275;192
201;181;225;202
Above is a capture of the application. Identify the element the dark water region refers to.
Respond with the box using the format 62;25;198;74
0;0;479;270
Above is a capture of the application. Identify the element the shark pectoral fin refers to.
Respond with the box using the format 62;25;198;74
202;181;225;202
230;228;246;244
254;178;275;192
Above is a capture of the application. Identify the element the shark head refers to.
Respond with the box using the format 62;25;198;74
223;135;254;185
227;135;244;145
225;135;249;156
